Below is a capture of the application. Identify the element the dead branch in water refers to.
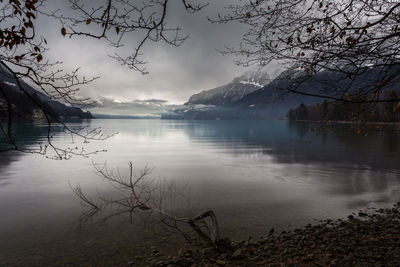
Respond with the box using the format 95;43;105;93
72;161;221;245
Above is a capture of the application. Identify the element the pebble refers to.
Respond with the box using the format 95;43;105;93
231;248;242;258
216;259;226;265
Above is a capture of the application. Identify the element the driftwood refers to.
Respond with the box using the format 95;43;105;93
188;210;220;244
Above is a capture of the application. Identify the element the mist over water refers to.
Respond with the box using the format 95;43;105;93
0;119;399;264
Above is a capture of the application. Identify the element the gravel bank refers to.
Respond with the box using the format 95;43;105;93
138;203;400;266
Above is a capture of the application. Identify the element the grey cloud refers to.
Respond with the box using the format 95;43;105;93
35;1;277;113
143;99;168;104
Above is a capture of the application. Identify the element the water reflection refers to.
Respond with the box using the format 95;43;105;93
168;120;400;208
1;119;399;212
0;151;19;187
0;119;399;265
176;120;400;170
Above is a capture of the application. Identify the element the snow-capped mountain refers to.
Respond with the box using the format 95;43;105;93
163;64;400;120
187;69;272;106
236;64;400;117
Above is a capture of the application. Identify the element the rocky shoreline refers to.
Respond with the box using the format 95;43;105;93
135;203;400;266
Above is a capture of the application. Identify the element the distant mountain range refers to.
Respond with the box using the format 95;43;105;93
163;65;400;120
162;67;314;119
83;96;183;117
6;63;397;122
0;65;92;121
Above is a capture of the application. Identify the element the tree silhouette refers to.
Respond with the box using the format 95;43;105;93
0;0;206;158
214;0;400;107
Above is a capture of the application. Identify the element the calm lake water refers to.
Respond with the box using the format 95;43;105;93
1;119;400;265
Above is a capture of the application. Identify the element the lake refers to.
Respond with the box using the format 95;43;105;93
0;119;399;265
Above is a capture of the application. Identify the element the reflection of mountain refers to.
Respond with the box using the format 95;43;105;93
174;120;399;170
172;120;400;201
0;66;92;121
0;151;21;187
0;123;57;187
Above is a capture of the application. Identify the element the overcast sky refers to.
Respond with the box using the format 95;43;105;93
35;1;278;115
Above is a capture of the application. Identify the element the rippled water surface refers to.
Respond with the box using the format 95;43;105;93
1;119;399;265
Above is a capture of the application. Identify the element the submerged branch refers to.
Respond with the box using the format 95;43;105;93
72;161;222;245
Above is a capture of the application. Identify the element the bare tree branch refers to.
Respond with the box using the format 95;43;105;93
0;0;206;158
213;0;400;105
72;162;222;245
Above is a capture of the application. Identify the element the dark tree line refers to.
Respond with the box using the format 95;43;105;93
288;91;400;122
